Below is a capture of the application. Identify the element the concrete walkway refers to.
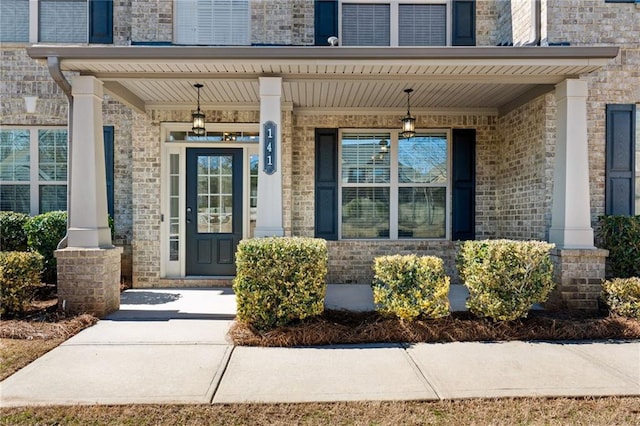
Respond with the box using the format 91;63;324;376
1;287;638;407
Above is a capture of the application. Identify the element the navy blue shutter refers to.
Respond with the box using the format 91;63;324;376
103;126;115;219
606;104;636;215
89;0;113;44
452;0;475;46
315;128;338;240
452;129;476;240
315;0;338;46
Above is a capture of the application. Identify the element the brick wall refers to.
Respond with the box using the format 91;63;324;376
496;94;554;240
131;0;173;42
545;0;640;223
252;0;314;45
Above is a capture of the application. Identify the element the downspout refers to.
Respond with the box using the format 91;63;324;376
522;0;541;46
47;56;73;250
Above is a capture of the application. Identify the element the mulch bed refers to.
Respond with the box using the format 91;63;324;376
0;294;98;340
229;310;640;347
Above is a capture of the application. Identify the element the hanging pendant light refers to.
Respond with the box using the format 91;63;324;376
192;83;206;136
400;88;416;139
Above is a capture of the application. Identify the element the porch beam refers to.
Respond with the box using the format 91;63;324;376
102;81;146;114
96;74;574;85
254;77;284;238
67;75;112;248
549;79;595;249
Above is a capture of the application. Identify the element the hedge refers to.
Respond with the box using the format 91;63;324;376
596;215;640;278
233;237;328;331
457;239;555;321
0;251;44;316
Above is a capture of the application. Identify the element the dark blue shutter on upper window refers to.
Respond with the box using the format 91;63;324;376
315;0;338;46
452;0;476;46
452;129;476;240
605;104;636;215
103;126;115;219
89;0;113;44
315;128;338;240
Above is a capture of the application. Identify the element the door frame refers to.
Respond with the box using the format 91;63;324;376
160;123;259;278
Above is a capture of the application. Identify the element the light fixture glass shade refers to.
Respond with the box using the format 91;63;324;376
192;83;206;136
192;110;206;135
401;114;416;138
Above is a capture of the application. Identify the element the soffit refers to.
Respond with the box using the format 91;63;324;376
28;45;619;113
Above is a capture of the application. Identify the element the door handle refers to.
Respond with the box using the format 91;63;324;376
186;207;192;224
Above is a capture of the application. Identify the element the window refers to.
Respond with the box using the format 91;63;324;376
340;131;449;239
340;1;450;46
0;128;67;215
0;0;113;44
175;0;250;45
39;0;88;43
0;0;29;42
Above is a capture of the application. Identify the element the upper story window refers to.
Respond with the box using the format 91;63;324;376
1;0;29;42
0;0;113;44
174;0;250;45
340;0;450;46
40;0;88;43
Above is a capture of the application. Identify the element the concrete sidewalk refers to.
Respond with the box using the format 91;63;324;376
1;287;639;407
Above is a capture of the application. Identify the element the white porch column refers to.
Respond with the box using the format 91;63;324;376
255;77;284;237
67;75;112;248
549;79;594;249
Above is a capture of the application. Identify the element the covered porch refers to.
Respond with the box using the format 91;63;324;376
27;45;618;316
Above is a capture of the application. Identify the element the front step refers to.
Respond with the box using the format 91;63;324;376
157;277;234;288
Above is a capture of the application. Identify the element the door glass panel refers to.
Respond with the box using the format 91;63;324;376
169;154;180;261
249;154;258;237
197;154;234;234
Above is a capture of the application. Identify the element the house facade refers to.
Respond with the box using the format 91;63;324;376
0;0;638;316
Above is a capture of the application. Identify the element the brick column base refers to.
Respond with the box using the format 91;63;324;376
55;247;123;318
547;248;609;311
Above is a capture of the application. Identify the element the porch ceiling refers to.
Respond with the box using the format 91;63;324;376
28;45;619;115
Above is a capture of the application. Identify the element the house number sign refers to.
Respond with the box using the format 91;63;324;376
263;121;277;175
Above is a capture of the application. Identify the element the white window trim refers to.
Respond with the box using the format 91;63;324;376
338;0;452;47
0;126;68;216
338;128;451;240
28;0;90;44
160;122;259;278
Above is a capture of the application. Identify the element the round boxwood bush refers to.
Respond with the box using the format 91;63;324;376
0;251;44;316
0;211;29;251
24;211;67;284
602;277;640;319
233;237;327;331
457;239;555;321
372;254;450;321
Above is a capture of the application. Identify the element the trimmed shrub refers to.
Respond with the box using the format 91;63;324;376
602;277;640;319
372;254;450;321
0;251;44;316
233;237;328;331
24;211;67;284
0;211;29;251
596;215;640;278
457;239;555;321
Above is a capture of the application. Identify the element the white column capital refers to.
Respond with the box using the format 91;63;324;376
555;79;588;99
71;75;104;97
259;76;283;97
